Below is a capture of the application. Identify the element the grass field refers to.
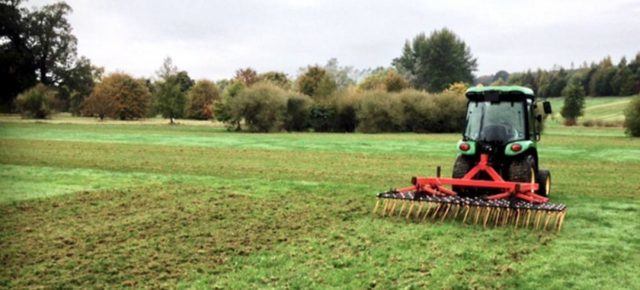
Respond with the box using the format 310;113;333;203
547;96;634;123
1;117;639;288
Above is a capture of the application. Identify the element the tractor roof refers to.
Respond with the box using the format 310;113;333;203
465;86;535;102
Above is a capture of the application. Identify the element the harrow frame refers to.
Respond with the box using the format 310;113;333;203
397;154;549;204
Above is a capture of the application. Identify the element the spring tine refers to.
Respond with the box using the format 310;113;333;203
381;200;389;217
534;211;542;229
414;202;425;220
543;212;553;230
440;204;452;222
431;203;442;220
373;199;381;215
473;206;482;225
514;209;520;229
421;203;433;222
462;206;470;224
406;202;415;220
503;209;511;226
557;211;566;232
452;205;461;219
390;200;398;216
483;207;492;228
493;208;501;227
397;201;406;217
525;210;532;228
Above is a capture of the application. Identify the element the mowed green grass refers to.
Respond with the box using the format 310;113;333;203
0;121;639;289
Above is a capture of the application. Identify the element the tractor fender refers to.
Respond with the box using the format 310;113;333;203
505;140;536;157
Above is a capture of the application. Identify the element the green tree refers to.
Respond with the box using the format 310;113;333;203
359;68;409;92
323;58;356;89
186;80;219;120
0;0;36;111
27;2;77;85
155;80;185;123
624;96;640;137
58;56;103;114
82;73;151;120
560;77;586;125
393;28;477;92
296;66;336;99
259;71;291;89
154;57;191;123
15;83;56;118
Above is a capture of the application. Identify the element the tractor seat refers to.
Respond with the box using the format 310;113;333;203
481;124;512;141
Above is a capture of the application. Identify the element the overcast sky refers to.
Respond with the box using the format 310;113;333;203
30;0;640;80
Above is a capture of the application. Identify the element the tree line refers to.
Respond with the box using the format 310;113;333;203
477;55;640;98
2;1;639;136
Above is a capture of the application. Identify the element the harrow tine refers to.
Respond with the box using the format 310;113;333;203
405;201;415;220
414;202;424;220
440;204;452;222
483;207;492;228
397;201;406;217
514;209;520;229
462;206;470;224
421;203;433;222
373;199;381;215
431;203;442;220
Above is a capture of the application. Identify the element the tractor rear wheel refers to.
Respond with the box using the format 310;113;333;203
508;154;536;183
537;169;551;196
452;155;474;196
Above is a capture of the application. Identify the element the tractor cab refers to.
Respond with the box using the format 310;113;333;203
460;86;552;158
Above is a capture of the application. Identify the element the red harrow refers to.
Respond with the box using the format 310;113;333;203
374;154;567;231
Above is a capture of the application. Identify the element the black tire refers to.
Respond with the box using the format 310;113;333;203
452;155;474;196
508;154;536;183
537;169;551;197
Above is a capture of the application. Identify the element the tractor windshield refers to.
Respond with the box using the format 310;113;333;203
464;101;525;142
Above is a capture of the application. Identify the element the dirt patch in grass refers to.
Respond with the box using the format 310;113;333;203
0;184;365;288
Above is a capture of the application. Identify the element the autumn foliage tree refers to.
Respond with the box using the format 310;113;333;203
82;73;151;120
186;80;219;119
296;66;337;100
234;68;259;86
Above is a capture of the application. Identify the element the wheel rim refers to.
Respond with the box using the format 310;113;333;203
530;167;536;193
545;175;551;195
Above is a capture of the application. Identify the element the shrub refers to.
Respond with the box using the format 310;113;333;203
15;84;57;119
427;90;467;132
227;82;287;132
624;96;640;137
284;94;313;131
356;90;405;133
83;73;151;120
186;80;219;120
332;87;362;132
308;103;336;132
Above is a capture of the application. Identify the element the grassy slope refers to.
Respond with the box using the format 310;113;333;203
547;96;634;122
0;122;639;288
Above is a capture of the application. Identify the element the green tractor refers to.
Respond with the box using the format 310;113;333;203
375;86;566;231
453;86;553;197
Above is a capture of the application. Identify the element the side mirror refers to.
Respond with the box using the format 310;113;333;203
543;101;552;114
